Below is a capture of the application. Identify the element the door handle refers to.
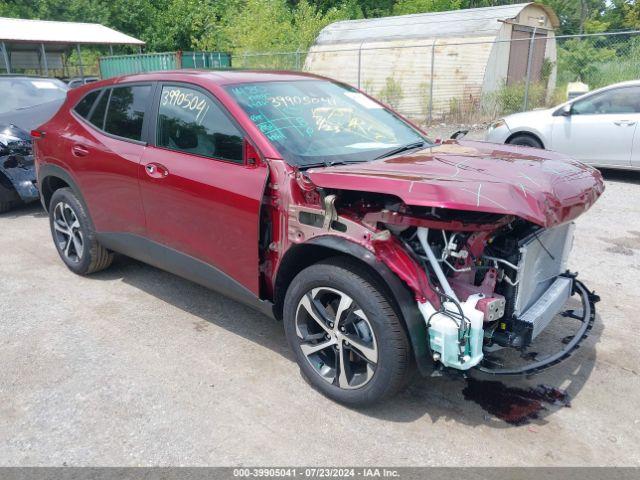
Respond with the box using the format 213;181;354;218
71;144;89;157
144;162;169;179
614;120;636;126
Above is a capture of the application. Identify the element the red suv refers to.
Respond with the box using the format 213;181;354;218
34;71;603;405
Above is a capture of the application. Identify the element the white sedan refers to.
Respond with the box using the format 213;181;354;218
485;80;640;170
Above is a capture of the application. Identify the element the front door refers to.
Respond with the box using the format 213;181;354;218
550;85;640;167
139;83;268;295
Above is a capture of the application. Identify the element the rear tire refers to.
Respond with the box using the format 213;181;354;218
283;257;412;406
48;187;113;275
508;134;543;149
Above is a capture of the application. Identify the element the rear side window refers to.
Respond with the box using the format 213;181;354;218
104;85;151;141
74;90;100;118
156;85;243;163
88;90;109;130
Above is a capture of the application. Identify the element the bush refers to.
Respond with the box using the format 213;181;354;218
485;81;548;116
378;77;403;109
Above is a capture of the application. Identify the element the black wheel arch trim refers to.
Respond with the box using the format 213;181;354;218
38;163;88;213
300;236;433;376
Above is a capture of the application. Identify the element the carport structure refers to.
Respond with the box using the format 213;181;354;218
0;17;144;79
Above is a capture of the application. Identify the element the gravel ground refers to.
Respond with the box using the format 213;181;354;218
1;168;639;467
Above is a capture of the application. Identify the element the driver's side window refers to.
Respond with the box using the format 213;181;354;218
156;85;243;163
572;86;640;115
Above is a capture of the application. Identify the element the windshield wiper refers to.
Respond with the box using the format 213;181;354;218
374;141;426;160
301;158;368;169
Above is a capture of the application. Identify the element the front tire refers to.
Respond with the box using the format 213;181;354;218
283;258;412;406
48;188;113;275
507;134;543;149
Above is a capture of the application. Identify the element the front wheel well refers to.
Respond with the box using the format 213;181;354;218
273;243;401;322
505;131;545;149
273;240;433;374
40;175;70;211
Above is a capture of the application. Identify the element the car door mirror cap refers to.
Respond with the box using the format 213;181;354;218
555;104;572;117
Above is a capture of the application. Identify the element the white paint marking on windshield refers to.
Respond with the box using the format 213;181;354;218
345;142;399;149
344;92;383;109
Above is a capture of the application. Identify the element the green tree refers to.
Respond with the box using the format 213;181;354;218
558;38;616;83
219;0;354;53
393;0;462;16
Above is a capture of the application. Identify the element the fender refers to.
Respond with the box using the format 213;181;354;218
306;236;433;376
37;163;87;213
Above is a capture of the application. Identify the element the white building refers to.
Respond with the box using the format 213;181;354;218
305;2;559;122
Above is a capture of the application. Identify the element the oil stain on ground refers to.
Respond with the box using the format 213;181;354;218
463;378;571;425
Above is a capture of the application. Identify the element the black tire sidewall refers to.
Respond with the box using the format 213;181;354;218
48;188;96;274
283;260;410;406
509;135;542;149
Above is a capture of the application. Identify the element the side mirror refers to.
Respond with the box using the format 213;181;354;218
556;104;572;117
450;129;469;140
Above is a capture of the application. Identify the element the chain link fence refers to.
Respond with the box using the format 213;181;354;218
230;30;640;128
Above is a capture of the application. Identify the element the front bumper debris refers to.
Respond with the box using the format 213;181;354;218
477;279;598;376
0;154;39;203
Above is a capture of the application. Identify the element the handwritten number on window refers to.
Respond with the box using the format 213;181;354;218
161;87;210;124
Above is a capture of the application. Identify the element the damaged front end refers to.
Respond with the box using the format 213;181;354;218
0;124;39;206
281;144;604;377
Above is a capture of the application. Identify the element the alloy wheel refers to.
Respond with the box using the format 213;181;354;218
53;202;84;263
295;287;378;389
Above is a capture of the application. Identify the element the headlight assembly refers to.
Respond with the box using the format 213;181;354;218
489;119;506;130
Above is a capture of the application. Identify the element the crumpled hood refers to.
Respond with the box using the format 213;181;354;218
305;140;604;227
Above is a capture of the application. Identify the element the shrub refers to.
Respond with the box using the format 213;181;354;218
378;77;403;109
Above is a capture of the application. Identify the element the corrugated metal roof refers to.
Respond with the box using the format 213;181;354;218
314;3;553;46
0;17;145;45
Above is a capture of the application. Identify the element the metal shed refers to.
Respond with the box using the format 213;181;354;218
305;2;560;121
0;17;145;79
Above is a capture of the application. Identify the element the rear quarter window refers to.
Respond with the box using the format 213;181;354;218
88;90;110;130
74;90;100;119
103;85;151;141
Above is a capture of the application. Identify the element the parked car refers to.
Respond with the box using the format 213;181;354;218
0;75;68;212
66;76;100;89
34;71;603;405
486;80;640;170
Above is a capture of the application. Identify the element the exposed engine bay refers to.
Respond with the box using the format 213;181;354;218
281;181;600;377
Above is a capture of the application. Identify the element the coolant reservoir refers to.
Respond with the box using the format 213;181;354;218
419;295;485;370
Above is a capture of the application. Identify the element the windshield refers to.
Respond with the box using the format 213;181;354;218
0;77;68;115
225;80;430;167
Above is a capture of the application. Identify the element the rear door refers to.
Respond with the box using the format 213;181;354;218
70;84;153;234
550;85;640;167
139;82;268;295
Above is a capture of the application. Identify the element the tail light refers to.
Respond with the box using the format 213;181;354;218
31;130;46;139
